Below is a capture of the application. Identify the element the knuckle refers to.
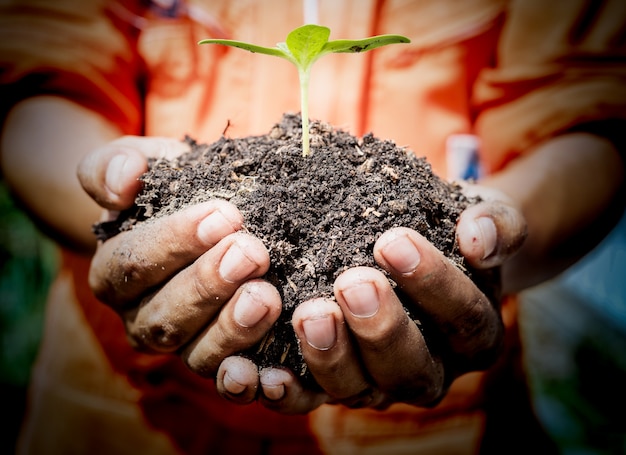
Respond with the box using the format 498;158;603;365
183;355;218;378
385;374;445;407
306;354;346;381
183;323;253;379
357;312;409;352
126;309;188;353
89;265;135;306
88;265;111;304
129;325;184;352
453;296;497;341
90;241;153;306
182;340;226;379
382;353;446;406
192;256;224;301
450;296;504;370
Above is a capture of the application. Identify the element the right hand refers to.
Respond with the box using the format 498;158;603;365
261;184;527;414
78;136;283;382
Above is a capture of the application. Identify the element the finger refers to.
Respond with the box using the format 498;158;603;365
182;280;281;377
259;367;329;415
89;200;244;306
457;201;527;269
121;234;271;352
374;228;503;370
216;356;260;405
78;136;189;210
334;267;446;405
291;298;372;403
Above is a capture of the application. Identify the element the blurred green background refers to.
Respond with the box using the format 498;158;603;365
0;179;59;453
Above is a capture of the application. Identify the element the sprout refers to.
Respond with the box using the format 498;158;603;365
199;24;410;156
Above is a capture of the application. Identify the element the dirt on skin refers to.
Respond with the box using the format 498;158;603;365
95;113;487;387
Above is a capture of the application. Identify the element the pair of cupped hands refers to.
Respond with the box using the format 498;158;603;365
78;136;527;415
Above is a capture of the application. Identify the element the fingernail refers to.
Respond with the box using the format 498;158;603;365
302;315;336;350
105;154;128;195
340;281;379;318
219;243;260;283
260;369;289;401
476;217;497;259
233;291;269;328
197;210;236;245
380;233;421;275
263;383;285;401
223;371;246;395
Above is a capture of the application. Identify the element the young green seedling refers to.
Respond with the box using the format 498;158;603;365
199;24;410;157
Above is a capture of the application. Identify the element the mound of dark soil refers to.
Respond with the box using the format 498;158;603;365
95;113;484;386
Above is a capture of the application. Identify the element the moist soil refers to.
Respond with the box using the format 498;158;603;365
95;113;486;387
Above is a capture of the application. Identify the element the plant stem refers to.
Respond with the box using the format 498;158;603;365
299;68;311;157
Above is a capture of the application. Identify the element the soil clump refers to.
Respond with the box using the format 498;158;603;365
95;113;484;386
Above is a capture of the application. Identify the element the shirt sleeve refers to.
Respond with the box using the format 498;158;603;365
473;0;626;172
0;0;144;134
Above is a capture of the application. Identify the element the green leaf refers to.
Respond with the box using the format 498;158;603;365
285;24;331;70
199;25;410;156
198;38;290;60
322;34;411;55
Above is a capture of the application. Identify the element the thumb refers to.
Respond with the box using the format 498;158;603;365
457;200;527;269
77;136;188;210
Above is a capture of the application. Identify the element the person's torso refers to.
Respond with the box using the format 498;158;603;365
138;0;505;177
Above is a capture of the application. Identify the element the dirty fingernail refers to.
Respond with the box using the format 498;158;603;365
261;369;290;401
219;243;260;283
340;281;379;318
234;291;269;328
381;234;421;275
262;383;285;401
105;154;128;195
302;315;336;350
476;217;497;260
197;210;236;245
223;371;246;395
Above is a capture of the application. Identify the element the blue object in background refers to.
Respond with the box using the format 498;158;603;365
520;209;626;455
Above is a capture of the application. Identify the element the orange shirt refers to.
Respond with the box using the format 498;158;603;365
2;1;625;453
